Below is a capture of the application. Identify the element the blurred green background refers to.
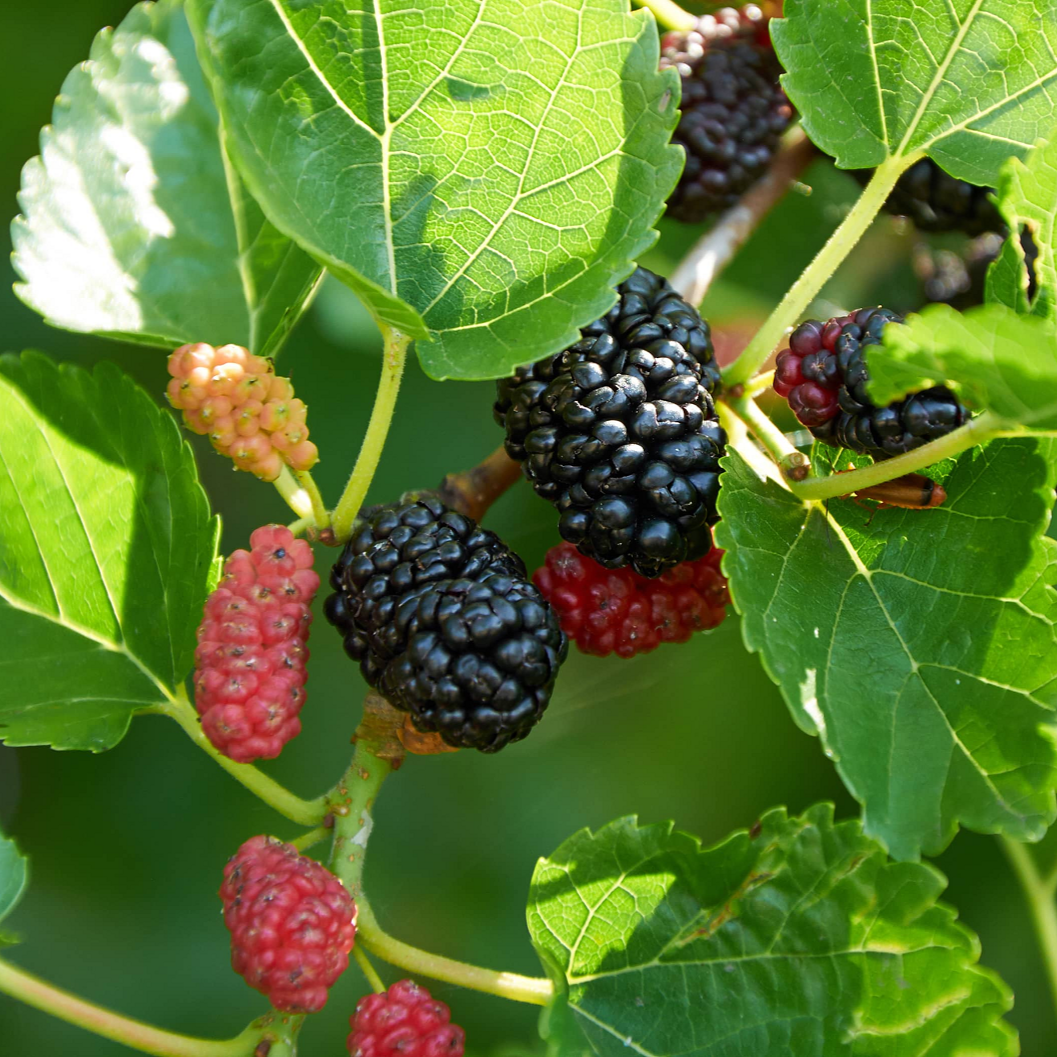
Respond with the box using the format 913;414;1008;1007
0;2;1053;1055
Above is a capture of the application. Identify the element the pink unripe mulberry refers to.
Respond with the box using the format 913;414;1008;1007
221;836;357;1013
348;980;465;1057
166;343;319;481
193;525;319;762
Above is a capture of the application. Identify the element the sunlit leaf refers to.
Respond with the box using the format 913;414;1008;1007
0;353;220;750
187;0;681;379
11;0;321;356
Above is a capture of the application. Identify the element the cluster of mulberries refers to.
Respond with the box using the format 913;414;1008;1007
773;308;969;457
660;5;793;222
194;525;319;762
348;980;465;1057
325;495;567;753
167;342;318;481
534;541;728;658
494;268;725;578
220;836;356;1013
856;158;1002;237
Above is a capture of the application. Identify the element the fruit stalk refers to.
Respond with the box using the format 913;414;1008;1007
438;444;523;522
0;958;262;1057
331;325;411;542
670;129;816;308
723;154;915;387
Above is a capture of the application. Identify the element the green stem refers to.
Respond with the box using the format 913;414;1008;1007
723;155;913;387
726;395;797;461
0;958;261;1057
633;0;696;31
1000;836;1057;1022
789;411;1010;501
272;466;314;521
355;901;552;1007
294;470;330;531
160;691;327;827
327;725;552;1007
327;733;396;904
353;946;387;994
331;326;410;542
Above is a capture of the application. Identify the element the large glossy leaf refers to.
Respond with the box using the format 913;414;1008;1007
867;303;1057;428
0;353;220;751
528;805;1016;1056
11;0;322;356
989;130;1057;319
186;0;681;380
773;0;1057;183
714;442;1057;861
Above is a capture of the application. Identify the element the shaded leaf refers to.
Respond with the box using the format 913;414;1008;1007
187;0;681;379
0;353;220;750
714;443;1057;860
11;0;321;356
773;0;1057;183
529;805;1016;1056
868;303;1057;429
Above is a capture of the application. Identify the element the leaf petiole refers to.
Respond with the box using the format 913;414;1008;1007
331;325;411;542
0;958;263;1057
723;154;915;387
788;411;1010;501
159;690;327;827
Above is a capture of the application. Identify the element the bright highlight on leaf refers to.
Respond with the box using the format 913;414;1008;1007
186;0;682;380
0;353;220;751
11;0;322;357
716;443;1057;860
528;805;1016;1056
773;0;1057;182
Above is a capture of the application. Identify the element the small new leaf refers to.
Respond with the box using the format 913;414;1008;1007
528;805;1016;1056
715;442;1057;861
11;0;322;356
186;0;681;380
0;353;220;751
773;0;1057;183
868;303;1057;430
989;130;1057;319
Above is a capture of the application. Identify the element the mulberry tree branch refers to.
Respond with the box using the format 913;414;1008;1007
670;129;817;308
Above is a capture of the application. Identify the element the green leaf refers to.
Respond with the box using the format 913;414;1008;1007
528;805;1017;1056
773;0;1057;183
0;352;220;751
186;0;681;380
714;442;1057;861
0;825;28;941
989;131;1057;319
11;0;322;357
867;303;1057;429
